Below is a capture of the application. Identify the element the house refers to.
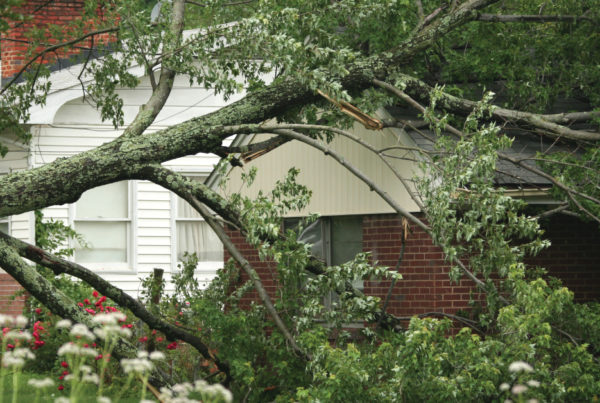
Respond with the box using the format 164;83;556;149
0;2;598;321
0;3;246;312
213;108;600;320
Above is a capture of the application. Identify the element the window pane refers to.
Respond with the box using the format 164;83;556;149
176;197;204;219
176;176;207;219
76;181;128;219
177;221;223;262
331;216;363;265
75;222;127;263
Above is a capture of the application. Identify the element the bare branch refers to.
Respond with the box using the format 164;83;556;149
141;165;309;360
185;0;255;7
0;26;119;95
477;13;594;23
381;74;600;141
271;128;430;232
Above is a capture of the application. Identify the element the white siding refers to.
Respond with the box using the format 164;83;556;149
33;77;231;296
224;122;423;216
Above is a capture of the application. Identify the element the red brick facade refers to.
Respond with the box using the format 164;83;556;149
1;1;114;80
0;274;26;315
225;214;600;322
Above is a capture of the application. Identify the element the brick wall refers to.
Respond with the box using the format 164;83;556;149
1;1;114;81
528;215;600;302
225;213;600;320
0;274;25;315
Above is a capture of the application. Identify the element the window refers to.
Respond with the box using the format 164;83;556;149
73;181;131;270
285;215;364;295
173;176;223;272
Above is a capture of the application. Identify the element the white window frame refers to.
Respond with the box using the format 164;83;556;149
170;173;223;275
69;181;137;273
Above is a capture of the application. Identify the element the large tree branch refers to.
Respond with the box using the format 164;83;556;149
0;231;232;383
143;165;309;360
0;239;174;387
122;0;186;139
0;0;499;217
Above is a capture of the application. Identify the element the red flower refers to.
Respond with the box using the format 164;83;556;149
91;343;97;347
34;340;45;347
138;336;148;343
35;308;42;315
92;291;99;298
6;344;14;349
77;302;84;307
151;330;157;335
96;296;107;305
2;328;8;336
58;385;64;391
62;370;69;376
166;341;178;350
178;311;183;316
83;343;89;348
58;375;65;380
121;324;133;329
95;354;102;361
61;361;68;368
34;321;44;331
156;337;163;342
85;308;96;315
83;299;91;305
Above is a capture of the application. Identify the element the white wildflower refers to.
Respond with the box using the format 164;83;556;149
159;387;173;398
508;361;533;373
57;343;97;357
5;330;32;340
12;347;35;360
80;365;93;374
55;397;70;403
140;400;155;403
499;382;510;391
64;374;74;381
527;380;540;388
97;397;111;403
92;312;126;325
137;350;149;359
14;315;27;328
172;382;193;395
2;355;24;368
57;343;80;356
70;323;95;340
511;384;528;395
119;327;132;338
82;373;100;384
120;358;153;374
28;378;54;388
204;383;233;402
0;314;10;326
149;351;165;361
527;399;539;403
55;319;72;329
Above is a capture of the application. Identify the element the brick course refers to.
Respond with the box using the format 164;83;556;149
225;213;600;322
1;1;115;80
